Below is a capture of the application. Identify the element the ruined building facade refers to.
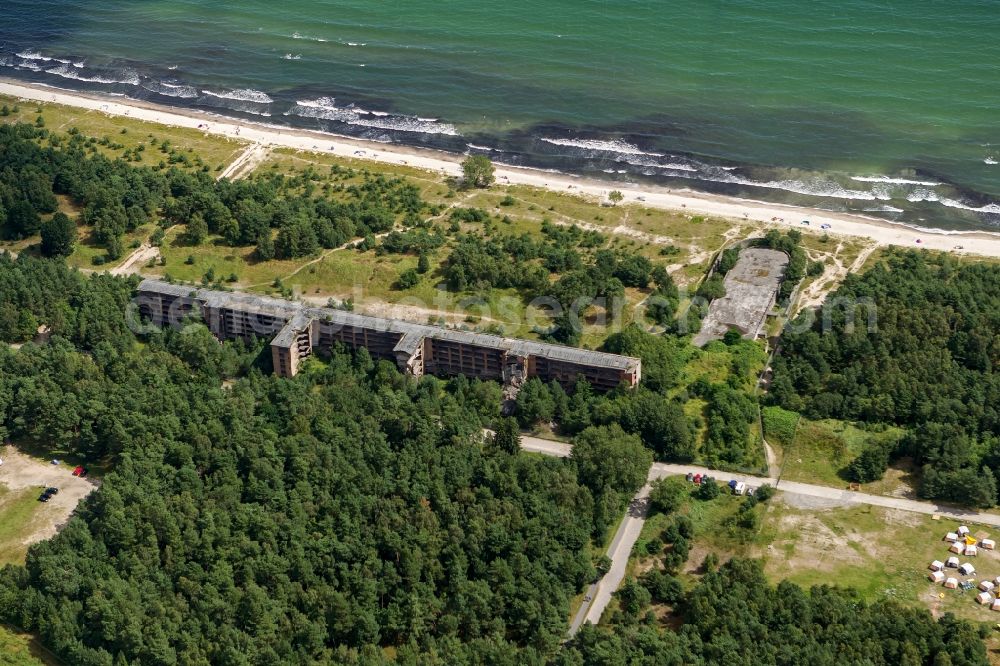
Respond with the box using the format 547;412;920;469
136;279;641;391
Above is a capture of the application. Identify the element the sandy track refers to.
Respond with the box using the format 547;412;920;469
110;242;160;276
218;143;269;180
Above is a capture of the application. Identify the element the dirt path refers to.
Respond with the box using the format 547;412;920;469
241;190;479;292
0;446;98;549
110;242;160;276
218;143;269;181
797;242;879;312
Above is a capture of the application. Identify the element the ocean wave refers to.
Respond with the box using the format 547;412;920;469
142;80;198;99
862;205;905;213
721;175;878;200
906;188;940;203
201;88;273;104
45;63;140;86
986;157;998;166
467;143;505;153
15;50;51;62
851;175;940;186
291;32;328;42
541;137;664;157
619;155;697;172
282;53;302;60
290;97;458;135
940;198;1000;215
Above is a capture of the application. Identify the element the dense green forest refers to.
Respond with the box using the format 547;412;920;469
2;119;994;662
770;250;1000;506
561;558;988;666
0;123;427;262
0;253;649;664
1;252;990;664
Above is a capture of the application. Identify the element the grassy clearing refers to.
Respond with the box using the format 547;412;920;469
608;481;766;621
0;484;44;567
630;491;752;582
771;415;906;491
755;499;1000;625
624;478;1000;628
0;94;247;171
0;625;56;666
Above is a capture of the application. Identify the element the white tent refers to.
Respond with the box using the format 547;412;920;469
946;556;960;568
945;577;959;589
958;526;970;536
967;545;979;557
982;539;996;550
929;560;945;571
959;563;976;576
977;591;993;605
979;580;995;592
991;598;1000;612
929;571;946;583
945;532;959;543
950;542;966;554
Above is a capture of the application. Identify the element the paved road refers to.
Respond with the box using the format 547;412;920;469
516;431;1000;637
516;432;1000;528
569;482;651;635
648;462;1000;527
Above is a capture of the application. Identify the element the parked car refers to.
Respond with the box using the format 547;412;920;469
801;220;811;225
45;487;59;496
38;487;58;502
820;223;832;230
72;466;84;476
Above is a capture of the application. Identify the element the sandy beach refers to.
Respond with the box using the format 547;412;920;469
3;79;1000;259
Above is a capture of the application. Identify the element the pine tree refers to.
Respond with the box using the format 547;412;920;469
492;417;521;455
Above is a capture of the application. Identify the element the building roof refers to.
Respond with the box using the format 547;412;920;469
138;279;641;373
272;314;314;349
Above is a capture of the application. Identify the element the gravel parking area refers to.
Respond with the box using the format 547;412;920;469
0;446;99;548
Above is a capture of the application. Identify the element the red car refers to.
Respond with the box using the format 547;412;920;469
72;466;84;476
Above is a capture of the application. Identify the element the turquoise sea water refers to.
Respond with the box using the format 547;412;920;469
2;0;998;229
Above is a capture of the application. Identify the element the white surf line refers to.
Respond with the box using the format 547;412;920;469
4;80;1000;259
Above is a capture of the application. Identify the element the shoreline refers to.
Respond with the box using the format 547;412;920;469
4;78;1000;259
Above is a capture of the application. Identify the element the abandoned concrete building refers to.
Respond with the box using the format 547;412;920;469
136;279;641;391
